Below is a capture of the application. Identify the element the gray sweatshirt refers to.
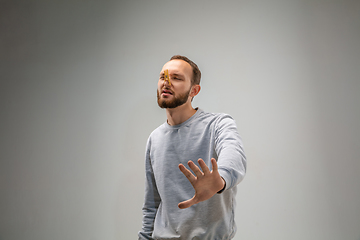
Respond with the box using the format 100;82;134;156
138;109;246;240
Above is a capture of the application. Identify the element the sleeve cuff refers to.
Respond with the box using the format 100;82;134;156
217;168;232;193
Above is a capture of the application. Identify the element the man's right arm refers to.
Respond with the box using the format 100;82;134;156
138;139;161;240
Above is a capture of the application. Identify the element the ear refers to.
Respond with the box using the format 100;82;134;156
190;85;201;98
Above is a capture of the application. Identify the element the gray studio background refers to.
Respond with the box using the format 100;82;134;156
1;1;359;239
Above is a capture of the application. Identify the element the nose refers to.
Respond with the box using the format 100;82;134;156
164;78;170;87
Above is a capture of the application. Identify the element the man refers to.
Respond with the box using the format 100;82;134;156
138;55;246;239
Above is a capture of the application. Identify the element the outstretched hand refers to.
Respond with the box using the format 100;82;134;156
178;158;225;209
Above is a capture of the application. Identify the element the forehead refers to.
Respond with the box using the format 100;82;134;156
160;60;192;77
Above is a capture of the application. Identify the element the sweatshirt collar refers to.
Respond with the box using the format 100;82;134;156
164;108;202;129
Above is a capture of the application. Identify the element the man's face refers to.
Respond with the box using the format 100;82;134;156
157;60;193;109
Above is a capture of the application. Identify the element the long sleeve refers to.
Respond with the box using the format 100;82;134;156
215;114;247;191
138;138;161;240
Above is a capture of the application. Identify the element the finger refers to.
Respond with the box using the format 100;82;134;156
211;158;218;173
198;158;210;175
188;160;203;178
179;164;196;184
178;196;196;209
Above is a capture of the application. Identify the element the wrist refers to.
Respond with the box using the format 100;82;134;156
217;177;226;194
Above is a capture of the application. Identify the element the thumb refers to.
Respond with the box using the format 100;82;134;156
178;196;196;209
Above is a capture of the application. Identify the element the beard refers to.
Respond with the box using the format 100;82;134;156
157;88;191;109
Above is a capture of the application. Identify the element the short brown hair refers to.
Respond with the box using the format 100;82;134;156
170;55;201;85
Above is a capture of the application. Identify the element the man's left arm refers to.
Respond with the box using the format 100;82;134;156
177;114;246;209
214;114;247;191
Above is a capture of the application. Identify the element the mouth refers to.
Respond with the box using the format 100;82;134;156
161;89;173;96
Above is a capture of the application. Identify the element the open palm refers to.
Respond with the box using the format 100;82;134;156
178;158;225;209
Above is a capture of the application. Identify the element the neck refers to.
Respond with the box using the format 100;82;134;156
166;103;197;126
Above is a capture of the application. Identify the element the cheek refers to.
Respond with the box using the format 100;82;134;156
171;81;183;89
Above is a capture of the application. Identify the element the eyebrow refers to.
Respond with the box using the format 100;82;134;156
171;73;184;77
